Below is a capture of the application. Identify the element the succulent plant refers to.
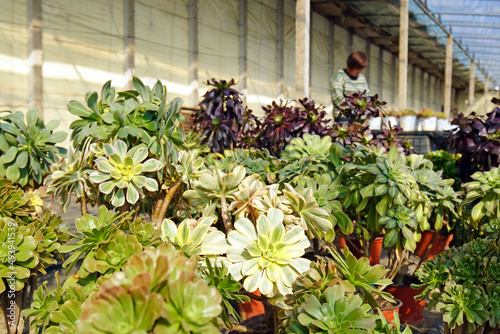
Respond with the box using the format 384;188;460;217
0;179;35;221
462;167;500;230
329;247;393;308
77;243;222;334
194;79;260;153
414;238;500;333
285;257;342;307
68;77;185;161
418;109;436;118
0;109;67;189
183;165;259;232
283;183;333;241
227;208;311;298
0;217;38;293
399;109;416;116
280;134;332;162
436;283;489;333
450;106;500;181
282;285;376;334
339;91;386;124
295;98;332;136
378;206;418;252
58;205;133;275
44;145;96;213
259;101;301;156
23;272;93;334
89;139;164;207
295;173;352;235
161;216;228;257
201;258;250;328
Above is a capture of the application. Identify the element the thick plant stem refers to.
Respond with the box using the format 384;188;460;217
153;180;182;228
220;196;233;233
80;196;88;215
414;230;439;274
28;275;37;334
0;288;9;334
262;297;279;334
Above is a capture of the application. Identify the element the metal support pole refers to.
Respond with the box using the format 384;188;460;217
444;34;453;118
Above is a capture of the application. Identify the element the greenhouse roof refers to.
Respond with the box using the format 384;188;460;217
313;0;497;92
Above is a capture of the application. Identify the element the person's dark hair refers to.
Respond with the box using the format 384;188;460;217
347;51;368;69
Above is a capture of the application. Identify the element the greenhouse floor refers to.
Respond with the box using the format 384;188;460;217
34;197;445;334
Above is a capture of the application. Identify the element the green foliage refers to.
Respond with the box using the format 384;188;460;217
0;109;67;189
280;134;332;162
282;285;376;334
329;247;393;308
462;167;500;230
183;165;256;209
76;243;222;334
283;184;333;241
226;208;311;298
414;238;500;332
0;179;35;220
0;217;38;293
378;206;418;252
44;146;96;213
201;258;250;329
58;206;159;278
68;77;185;163
424;150;461;190
23;272;93;334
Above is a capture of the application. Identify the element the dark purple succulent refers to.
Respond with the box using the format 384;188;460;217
194;79;259;153
339;91;386;124
375;123;413;155
295;98;332;136
258;101;301;156
450;100;500;181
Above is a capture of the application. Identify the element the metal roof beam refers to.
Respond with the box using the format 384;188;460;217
412;0;488;79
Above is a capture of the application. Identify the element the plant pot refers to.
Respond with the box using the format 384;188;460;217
337;235;347;249
414;230;454;260
374;298;403;325
399;115;417;131
383;116;399;128
368;117;382;130
419;116;437;131
436;118;450;131
349;237;383;266
238;290;265;320
385;286;425;324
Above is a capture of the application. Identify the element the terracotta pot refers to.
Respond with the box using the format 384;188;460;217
337;236;347;249
238;290;265;320
385;286;425;323
414;230;453;260
375;298;402;325
349;237;383;266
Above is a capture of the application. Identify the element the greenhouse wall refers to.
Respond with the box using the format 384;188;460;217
0;0;480;139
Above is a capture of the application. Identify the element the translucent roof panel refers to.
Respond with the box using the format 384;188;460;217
426;0;500;88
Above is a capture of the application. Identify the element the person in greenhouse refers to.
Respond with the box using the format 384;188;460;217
331;50;370;117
